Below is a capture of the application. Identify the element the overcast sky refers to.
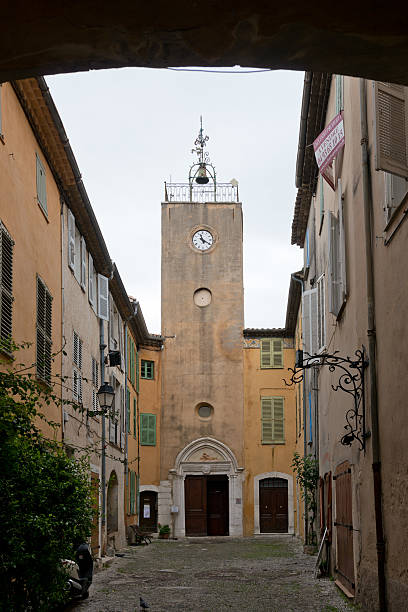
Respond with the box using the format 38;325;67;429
46;68;304;334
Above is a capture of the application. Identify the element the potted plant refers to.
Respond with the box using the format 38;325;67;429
158;523;171;539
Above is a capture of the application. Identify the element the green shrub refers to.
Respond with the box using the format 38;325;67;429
0;342;94;611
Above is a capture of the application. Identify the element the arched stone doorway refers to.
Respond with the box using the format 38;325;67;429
254;471;294;535
107;470;118;535
170;437;244;537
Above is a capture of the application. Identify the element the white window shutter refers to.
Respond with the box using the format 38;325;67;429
302;289;317;356
338;181;347;307
88;253;96;310
68;210;75;271
80;236;86;289
374;82;408;178
98;274;109;321
328;211;340;315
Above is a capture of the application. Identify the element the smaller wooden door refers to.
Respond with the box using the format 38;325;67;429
207;477;229;536
185;476;207;536
260;478;288;533
334;462;355;595
139;491;157;532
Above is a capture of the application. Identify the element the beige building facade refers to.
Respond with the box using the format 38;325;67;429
293;73;408;610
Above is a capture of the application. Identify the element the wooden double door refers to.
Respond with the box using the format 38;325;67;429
259;478;288;533
185;475;229;536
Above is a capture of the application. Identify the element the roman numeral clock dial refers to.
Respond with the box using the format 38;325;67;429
192;229;213;251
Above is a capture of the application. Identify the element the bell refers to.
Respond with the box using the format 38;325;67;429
196;165;209;184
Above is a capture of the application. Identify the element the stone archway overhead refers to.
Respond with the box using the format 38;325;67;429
1;4;408;84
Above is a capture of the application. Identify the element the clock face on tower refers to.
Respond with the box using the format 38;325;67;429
192;229;214;251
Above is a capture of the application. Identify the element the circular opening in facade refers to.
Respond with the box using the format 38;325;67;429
196;403;213;419
193;288;212;307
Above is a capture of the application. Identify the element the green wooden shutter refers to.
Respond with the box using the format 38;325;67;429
126;388;130;433
140;413;156;446
136;351;139;393
261;397;285;443
261;397;273;443
271;339;283;368
260;339;272;368
272;397;285;442
36;153;47;215
133;398;137;438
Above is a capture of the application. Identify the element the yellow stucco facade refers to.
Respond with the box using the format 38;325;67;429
0;82;62;438
243;334;297;536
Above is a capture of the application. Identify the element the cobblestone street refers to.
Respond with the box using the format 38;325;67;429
72;537;354;612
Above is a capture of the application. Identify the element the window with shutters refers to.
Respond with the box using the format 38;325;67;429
140;413;156;445
261;397;285;444
73;331;83;370
141;359;154;379
67;210;76;271
328;182;347;318
36;153;47;216
384;172;408;222
260;338;284;369
302;289;318;358
80;237;86;290
98;274;109;321
317;275;326;351
92;356;99;414
133;398;137;439
73;368;83;404
335;75;344;114
0;223;14;347
374;82;408;179
72;331;83;403
36;276;52;384
126;388;131;433
88;253;97;311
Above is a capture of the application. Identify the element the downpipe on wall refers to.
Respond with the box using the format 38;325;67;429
359;78;387;612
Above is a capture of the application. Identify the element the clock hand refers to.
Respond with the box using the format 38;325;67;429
200;236;210;245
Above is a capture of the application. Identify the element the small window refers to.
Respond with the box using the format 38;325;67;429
140;413;156;446
260;338;283;369
36;276;52;383
141;359;154;379
36;153;47;216
261;397;285;444
73;331;83;370
316;275;326;351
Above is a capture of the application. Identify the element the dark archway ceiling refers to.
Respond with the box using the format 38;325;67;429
1;2;408;83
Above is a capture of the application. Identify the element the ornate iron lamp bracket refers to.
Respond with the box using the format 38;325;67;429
284;348;369;450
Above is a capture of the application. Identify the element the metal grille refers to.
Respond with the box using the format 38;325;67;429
165;182;239;203
260;478;288;488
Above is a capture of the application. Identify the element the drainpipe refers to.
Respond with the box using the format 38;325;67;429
359;78;387;611
100;318;107;533
291;273;308;542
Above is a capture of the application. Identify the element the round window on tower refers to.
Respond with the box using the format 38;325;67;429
196;403;213;419
193;288;212;307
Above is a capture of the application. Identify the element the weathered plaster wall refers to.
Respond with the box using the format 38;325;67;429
0;82;62;438
161;202;244;478
243;338;296;536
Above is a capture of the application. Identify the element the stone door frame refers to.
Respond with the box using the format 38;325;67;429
170;437;244;537
253;471;294;535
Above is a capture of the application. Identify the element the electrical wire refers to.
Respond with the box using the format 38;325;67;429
167;67;272;74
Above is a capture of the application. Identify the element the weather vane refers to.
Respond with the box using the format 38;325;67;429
189;117;216;191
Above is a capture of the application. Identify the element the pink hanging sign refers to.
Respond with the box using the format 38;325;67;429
313;112;345;189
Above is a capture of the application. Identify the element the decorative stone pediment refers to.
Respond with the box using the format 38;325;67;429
188;447;224;462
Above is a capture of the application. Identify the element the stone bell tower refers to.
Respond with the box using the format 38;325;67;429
160;119;245;537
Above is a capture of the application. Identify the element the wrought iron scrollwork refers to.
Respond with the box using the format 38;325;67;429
284;348;369;450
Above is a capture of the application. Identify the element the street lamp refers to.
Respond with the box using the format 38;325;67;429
97;381;115;414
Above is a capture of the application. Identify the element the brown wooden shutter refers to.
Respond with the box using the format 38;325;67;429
374;82;408;178
0;225;14;341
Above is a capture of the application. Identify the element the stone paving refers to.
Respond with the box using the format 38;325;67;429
71;536;354;612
